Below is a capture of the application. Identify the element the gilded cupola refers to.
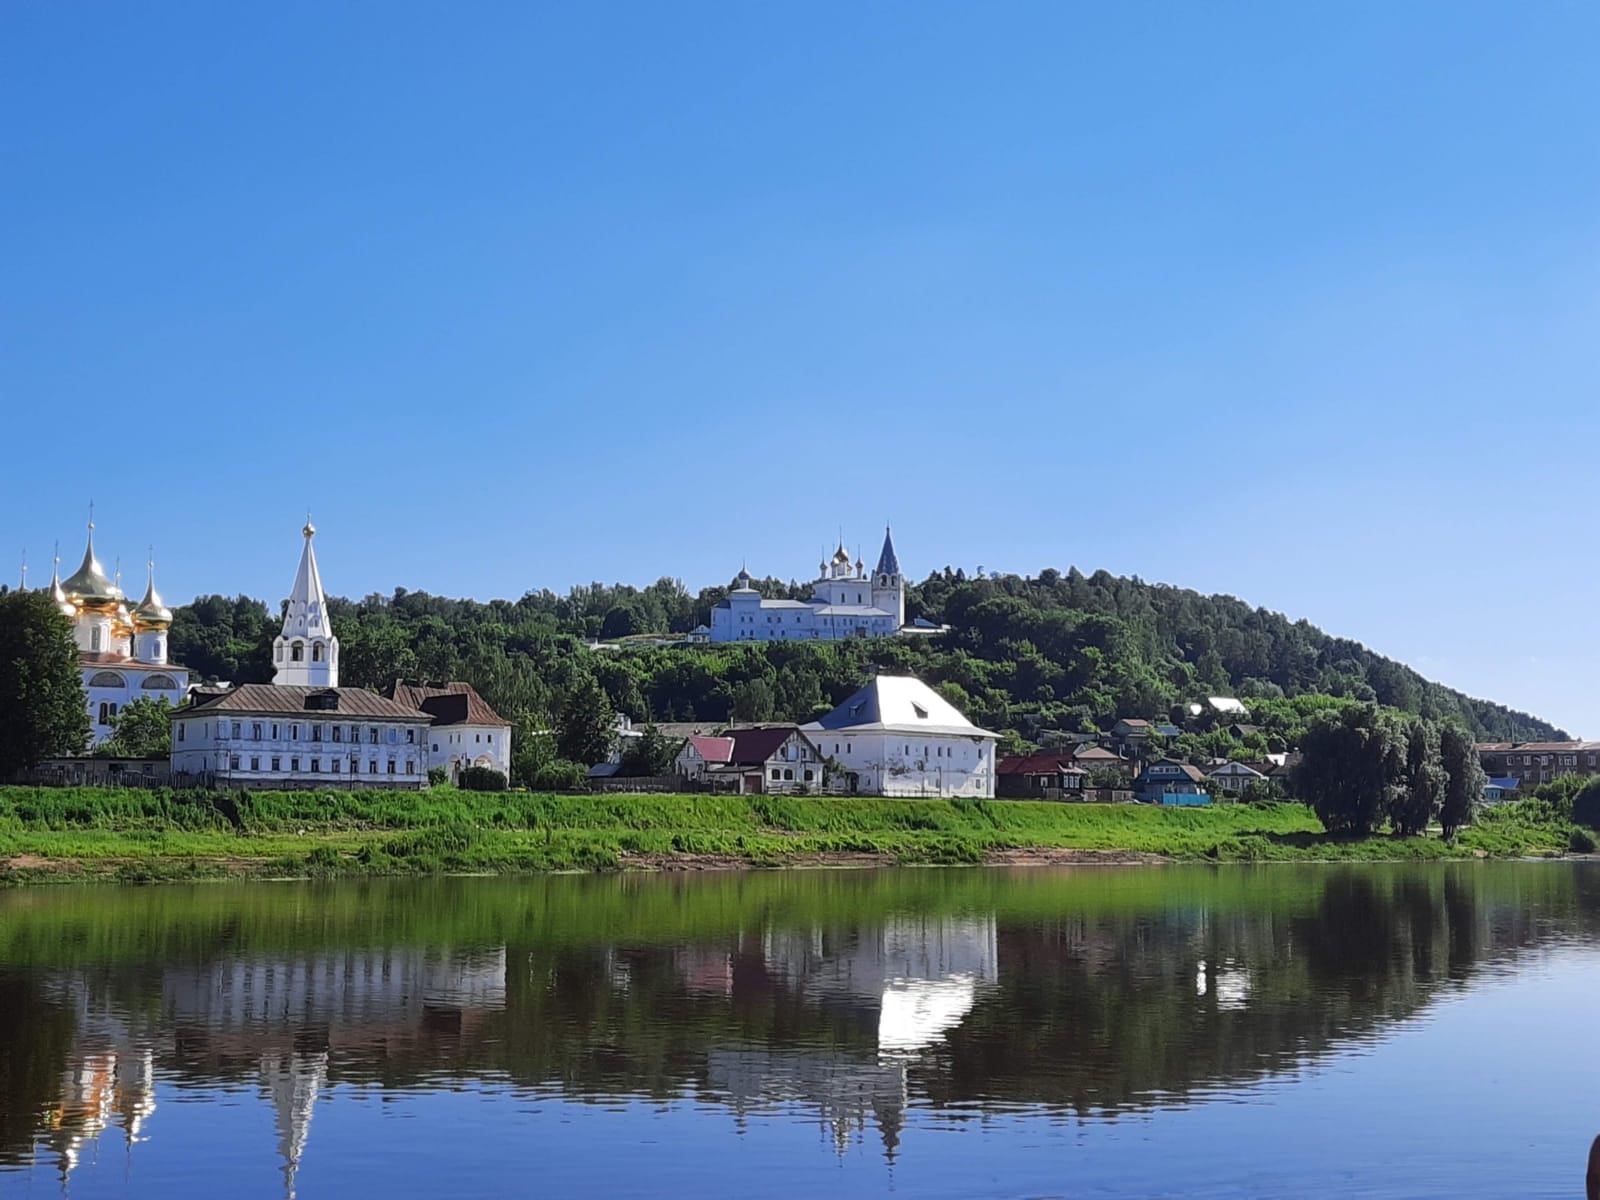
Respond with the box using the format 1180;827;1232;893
132;559;173;630
61;524;122;611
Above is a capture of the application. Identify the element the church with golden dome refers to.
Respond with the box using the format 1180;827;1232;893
44;517;190;745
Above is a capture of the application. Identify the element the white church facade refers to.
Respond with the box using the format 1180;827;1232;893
802;675;999;799
709;528;916;643
41;522;190;745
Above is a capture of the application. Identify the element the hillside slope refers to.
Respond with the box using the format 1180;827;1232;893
168;566;1564;746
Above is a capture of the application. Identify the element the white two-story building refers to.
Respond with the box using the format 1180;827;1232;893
802;675;998;798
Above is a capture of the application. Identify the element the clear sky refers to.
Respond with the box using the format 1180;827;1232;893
3;2;1596;733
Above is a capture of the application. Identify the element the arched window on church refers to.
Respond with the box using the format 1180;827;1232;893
312;642;324;662
291;641;304;663
275;643;283;662
92;627;103;651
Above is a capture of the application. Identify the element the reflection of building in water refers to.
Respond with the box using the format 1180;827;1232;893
707;1047;909;1159
22;947;507;1192
261;1051;327;1200
1196;958;1252;1012
43;1046;158;1184
698;915;998;1158
161;946;507;1028
761;915;998;1054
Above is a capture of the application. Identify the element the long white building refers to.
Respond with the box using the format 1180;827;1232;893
709;527;911;642
802;675;999;798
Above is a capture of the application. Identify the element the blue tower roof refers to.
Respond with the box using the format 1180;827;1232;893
874;526;901;577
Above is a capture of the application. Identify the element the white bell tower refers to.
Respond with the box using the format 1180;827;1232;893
273;522;339;688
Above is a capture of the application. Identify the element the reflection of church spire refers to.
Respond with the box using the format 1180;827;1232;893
116;1047;158;1145
261;1051;327;1200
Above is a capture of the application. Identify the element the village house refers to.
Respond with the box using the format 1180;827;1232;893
1068;745;1125;777
1133;759;1210;805
802;675;998;798
702;727;823;794
1483;776;1520;805
996;752;1088;800
1204;760;1268;796
674;735;735;782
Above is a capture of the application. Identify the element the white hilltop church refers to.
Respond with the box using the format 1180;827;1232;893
32;516;191;745
710;527;938;643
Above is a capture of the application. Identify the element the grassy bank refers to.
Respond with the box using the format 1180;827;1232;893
0;785;1582;884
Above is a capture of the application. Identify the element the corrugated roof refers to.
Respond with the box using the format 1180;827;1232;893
684;735;735;764
178;684;431;721
728;726;814;765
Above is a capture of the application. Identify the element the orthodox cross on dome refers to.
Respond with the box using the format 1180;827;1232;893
17;549;25;591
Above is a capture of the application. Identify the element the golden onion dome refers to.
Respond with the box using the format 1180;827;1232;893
112;602;135;636
61;526;122;611
48;557;77;617
832;544;852;565
132;563;172;630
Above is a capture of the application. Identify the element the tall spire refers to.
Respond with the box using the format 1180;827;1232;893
17;549;25;591
273;522;339;687
875;525;901;578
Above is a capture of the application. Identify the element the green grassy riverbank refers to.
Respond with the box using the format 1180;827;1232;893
0;785;1581;884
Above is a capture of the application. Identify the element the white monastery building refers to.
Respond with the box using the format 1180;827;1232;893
802;675;999;798
171;523;433;789
40;520;190;745
386;680;512;781
710;527;925;643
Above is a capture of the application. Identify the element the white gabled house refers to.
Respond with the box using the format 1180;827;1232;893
802;675;998;798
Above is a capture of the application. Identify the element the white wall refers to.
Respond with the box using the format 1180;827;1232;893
425;724;512;778
813;731;996;798
82;665;190;746
172;713;429;787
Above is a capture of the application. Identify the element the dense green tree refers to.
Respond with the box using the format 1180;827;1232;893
557;679;616;766
1392;718;1445;836
0;591;90;773
1294;704;1409;836
168;594;275;682
619;725;678;777
730;678;775;724
1438;725;1485;838
96;695;174;759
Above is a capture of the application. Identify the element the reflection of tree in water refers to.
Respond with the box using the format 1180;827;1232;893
0;864;1593;1176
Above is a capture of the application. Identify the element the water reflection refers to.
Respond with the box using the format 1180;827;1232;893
0;863;1594;1194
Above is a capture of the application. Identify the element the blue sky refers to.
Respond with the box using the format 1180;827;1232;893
3;2;1596;732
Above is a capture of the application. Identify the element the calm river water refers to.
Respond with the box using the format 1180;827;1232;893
1;863;1597;1198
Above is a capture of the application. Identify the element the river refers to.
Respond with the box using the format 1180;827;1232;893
1;863;1595;1198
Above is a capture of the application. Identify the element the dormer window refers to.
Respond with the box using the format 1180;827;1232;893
912;703;929;719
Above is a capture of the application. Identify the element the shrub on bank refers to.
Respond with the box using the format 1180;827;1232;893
458;767;508;793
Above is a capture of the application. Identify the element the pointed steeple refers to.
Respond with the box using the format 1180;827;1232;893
273;521;339;687
874;526;901;579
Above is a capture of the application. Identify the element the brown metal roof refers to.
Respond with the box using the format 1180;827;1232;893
728;725;814;766
386;680;509;727
177;684;431;721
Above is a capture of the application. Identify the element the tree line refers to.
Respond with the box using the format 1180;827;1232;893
165;566;1563;753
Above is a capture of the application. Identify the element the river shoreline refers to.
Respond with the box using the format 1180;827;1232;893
0;785;1580;885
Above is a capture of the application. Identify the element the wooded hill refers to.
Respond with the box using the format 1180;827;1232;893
167;566;1565;751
